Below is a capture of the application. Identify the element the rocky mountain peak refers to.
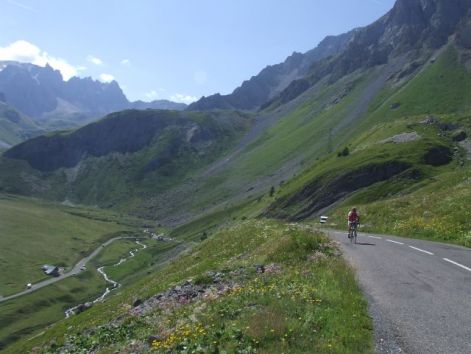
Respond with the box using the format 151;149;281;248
0;62;185;121
382;0;471;49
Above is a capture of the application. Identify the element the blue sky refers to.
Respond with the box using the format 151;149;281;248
0;0;395;103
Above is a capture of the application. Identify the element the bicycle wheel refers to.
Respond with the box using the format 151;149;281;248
354;228;357;244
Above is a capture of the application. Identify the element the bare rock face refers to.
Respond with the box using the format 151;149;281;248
327;0;471;78
385;0;471;49
0;61;186;122
265;161;412;220
0;63;129;118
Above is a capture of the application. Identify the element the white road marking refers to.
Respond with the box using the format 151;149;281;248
386;239;404;245
368;236;382;239
408;246;434;255
443;258;471;272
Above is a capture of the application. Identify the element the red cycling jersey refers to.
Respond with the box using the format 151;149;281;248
348;211;359;222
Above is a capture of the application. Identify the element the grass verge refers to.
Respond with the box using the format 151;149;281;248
327;169;471;247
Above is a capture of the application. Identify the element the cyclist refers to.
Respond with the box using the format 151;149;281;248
347;207;360;238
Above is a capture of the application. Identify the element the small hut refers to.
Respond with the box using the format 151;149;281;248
41;264;60;276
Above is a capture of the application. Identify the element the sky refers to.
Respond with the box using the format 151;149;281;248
0;0;395;103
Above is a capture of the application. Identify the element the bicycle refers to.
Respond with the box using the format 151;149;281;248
348;221;359;244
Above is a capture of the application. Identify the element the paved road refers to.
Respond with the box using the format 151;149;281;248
0;236;145;303
328;230;471;354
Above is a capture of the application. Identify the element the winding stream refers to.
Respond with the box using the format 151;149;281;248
65;240;147;318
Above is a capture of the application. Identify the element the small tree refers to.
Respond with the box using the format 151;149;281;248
341;147;350;156
269;186;275;197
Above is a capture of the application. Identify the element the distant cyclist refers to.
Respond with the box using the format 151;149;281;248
347;207;360;238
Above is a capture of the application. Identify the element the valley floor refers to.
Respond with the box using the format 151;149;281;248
0;236;147;304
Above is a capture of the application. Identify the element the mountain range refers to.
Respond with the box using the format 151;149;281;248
187;30;356;111
3;0;469;222
190;0;471;112
0;61;186;147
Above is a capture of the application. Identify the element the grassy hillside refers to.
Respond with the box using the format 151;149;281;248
143;68;386;223
0;102;41;148
363;46;471;123
328;169;471;246
265;45;471;246
0;109;252;213
8;220;372;354
136;48;467;226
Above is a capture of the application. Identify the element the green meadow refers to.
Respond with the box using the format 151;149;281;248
0;269;106;350
0;194;135;296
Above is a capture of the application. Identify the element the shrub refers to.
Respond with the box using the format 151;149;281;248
268;231;325;264
194;273;214;285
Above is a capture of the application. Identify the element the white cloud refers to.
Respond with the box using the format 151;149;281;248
144;88;169;100
120;59;130;65
99;73;114;83
193;70;208;85
7;0;35;12
170;93;198;104
87;55;103;65
0;40;78;80
145;90;158;99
